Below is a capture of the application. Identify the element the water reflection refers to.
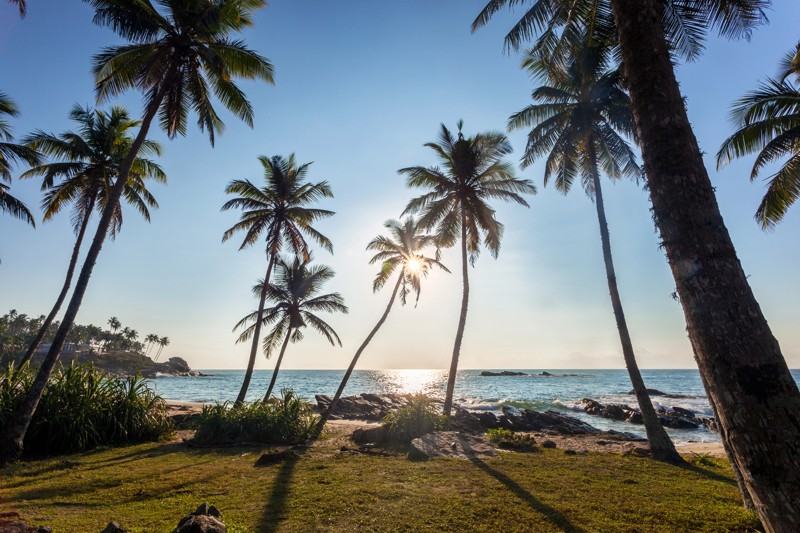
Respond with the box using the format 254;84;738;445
368;369;447;396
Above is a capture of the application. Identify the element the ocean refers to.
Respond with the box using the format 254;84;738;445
146;368;800;445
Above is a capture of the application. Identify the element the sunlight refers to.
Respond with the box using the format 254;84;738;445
406;257;422;273
388;369;443;395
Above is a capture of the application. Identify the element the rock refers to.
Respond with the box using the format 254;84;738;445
480;371;528;376
0;519;51;533
478;411;499;429
351;425;389;445
100;522;127;533
540;440;557;449
450;409;484;434
582;398;711;432
174;502;226;533
409;431;496;459
628;388;667;396
315;393;418;421
539;371;554;376
501;406;601;435
564;449;577;455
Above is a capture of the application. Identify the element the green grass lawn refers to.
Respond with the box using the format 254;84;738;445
1;430;760;532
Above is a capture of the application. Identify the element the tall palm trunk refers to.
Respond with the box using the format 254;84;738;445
612;0;800;528
235;252;277;407
588;154;681;462
0;95;164;463
264;326;293;401
317;274;403;429
18;195;97;369
443;209;469;416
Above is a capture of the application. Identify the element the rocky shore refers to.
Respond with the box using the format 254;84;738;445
23;352;205;379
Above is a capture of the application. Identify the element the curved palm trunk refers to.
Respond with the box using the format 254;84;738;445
0;95;164;463
264;326;293;402
443;210;469;416
18;195;97;369
235;253;277;407
589;160;681;463
317;273;403;430
612;0;800;528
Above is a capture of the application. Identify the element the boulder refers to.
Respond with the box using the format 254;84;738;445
351;425;389;445
0;520;51;533
450;409;484;434
501;405;601;435
174;502;226;533
480;371;528;376
478;411;500;429
409;431;496;459
100;522;127;533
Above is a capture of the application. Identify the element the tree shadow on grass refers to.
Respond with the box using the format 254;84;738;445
462;440;586;533
675;460;737;486
254;444;308;533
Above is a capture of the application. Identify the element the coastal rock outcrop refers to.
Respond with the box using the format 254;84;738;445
315;393;415;421
480;371;528;377
498;406;602;435
581;398;715;430
174;503;225;533
410;431;496;459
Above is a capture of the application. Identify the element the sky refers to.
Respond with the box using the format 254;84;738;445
1;1;798;371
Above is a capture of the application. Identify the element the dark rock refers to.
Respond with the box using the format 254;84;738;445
478;411;499;429
540;440;557;449
409;431;496;459
501;405;601;435
0;520;51;533
315;393;418;421
628;388;667;396
100;522;127;533
564;449;577;455
351;425;389;445
539;371;554;377
174;502;226;533
672;406;695;418
480;370;528;376
450;409;484;434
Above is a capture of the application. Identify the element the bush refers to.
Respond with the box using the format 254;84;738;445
193;389;317;446
486;427;538;451
0;362;173;455
382;395;448;445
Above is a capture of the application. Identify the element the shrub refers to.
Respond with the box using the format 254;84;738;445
193;389;317;446
382;395;448;445
0;362;173;455
486;427;538;451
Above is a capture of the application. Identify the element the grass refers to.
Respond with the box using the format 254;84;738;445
0;426;760;532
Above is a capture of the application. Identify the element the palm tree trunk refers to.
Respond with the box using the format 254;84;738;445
443;209;469;416
611;0;800;528
588;155;681;462
18;196;97;369
264;326;293;402
235;253;277;407
317;273;403;430
0;95;165;463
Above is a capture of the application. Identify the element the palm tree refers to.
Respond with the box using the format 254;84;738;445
8;0;25;17
401;122;536;416
0;92;39;229
107;317;121;334
154;336;169;361
509;44;680;461
16;105;165;367
234;256;347;402
144;333;159;357
317;218;449;428
1;0;274;463
717;41;800;228
222;155;334;406
473;1;800;528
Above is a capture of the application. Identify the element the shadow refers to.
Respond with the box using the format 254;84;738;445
676;460;736;486
255;444;309;533
462;439;586;533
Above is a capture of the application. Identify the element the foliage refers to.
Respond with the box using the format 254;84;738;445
382;395;449;444
0;362;172;455
193;389;317;445
486;427;538;451
0;91;40;227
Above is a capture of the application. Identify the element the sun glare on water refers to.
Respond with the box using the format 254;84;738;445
389;369;443;395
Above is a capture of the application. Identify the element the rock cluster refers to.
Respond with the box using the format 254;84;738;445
315;393;414;421
0;512;51;533
174;503;226;533
581;398;716;430
479;370;528;376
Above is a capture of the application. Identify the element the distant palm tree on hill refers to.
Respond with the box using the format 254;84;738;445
222;154;334;406
234;256;347;402
18;105;165;367
154;337;169;362
401;121;536;416
318;218;448;428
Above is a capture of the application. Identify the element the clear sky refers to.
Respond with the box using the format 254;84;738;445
1;1;798;371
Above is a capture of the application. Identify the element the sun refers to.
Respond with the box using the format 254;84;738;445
406;257;422;273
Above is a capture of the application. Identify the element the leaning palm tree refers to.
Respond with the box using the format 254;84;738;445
234;256;347;402
473;1;800;528
717;41;800;228
0;92;39;228
317;218;449;429
16;105;165;368
222;154;334;406
401;122;536;416
1;0;274;463
144;333;159;357
154;336;169;362
510;44;680;462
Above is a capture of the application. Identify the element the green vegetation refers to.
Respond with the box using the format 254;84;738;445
0;427;759;532
486;428;538;451
0;91;40;229
0;363;172;456
193;390;317;446
383;395;449;444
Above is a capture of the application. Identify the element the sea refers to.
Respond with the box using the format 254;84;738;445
145;368;800;445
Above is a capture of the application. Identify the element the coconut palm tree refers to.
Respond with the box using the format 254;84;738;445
7;0;25;17
234;256;347;402
401;122;536;416
318;218;449;429
473;1;800;528
222;154;334;406
1;0;274;463
16;105;165;368
154;336;169;361
1;92;39;228
107;317;121;334
144;333;159;357
509;43;680;461
717;41;800;228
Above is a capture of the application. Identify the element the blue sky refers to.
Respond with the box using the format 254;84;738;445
1;0;798;370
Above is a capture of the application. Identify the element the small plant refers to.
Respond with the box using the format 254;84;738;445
486;428;538;451
193;389;318;445
382;395;448;445
0;362;172;455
